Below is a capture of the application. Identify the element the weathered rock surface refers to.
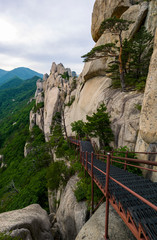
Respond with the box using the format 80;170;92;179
44;87;60;141
121;2;148;39
0;204;53;240
56;175;88;240
145;0;157;34
76;203;135;240
135;29;157;181
91;0;131;42
85;2;148;81
65;76;143;150
139;29;157;144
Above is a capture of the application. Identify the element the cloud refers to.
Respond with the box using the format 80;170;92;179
0;0;95;74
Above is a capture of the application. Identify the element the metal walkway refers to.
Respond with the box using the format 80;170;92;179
70;139;157;240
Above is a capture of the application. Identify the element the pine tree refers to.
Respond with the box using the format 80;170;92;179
83;104;113;148
127;26;153;90
82;17;133;91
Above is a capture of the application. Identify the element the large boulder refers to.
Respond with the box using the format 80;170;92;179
0;204;53;240
76;203;135;240
91;0;131;42
56;175;88;240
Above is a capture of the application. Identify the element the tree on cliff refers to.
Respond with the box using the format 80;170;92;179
125;27;153;90
107;26;153;91
84;104;113;148
71;104;113;148
82;17;133;91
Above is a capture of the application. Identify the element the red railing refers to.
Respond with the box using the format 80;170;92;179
70;138;157;240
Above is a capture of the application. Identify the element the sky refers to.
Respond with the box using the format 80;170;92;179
0;0;95;75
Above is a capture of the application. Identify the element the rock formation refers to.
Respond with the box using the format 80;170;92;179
56;175;88;240
75;203;135;240
64;0;157;155
30;62;78;142
25;0;157;239
0;204;53;240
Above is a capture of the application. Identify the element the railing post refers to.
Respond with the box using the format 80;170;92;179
91;152;94;213
111;150;113;165
77;145;79;162
104;153;110;240
81;152;83;170
86;151;88;172
124;151;128;171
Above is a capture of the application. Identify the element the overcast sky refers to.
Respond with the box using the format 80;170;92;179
0;0;95;75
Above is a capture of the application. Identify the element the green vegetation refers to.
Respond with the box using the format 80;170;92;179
47;161;74;191
112;146;142;175
71;120;86;139
0;232;21;240
82;17;133;91
0;123;50;213
74;171;103;206
110;27;153;91
71;77;77;91
61;71;70;80
135;103;142;111
0;67;43;86
46;112;76;192
0;76;38;121
0;77;23;90
33;102;44;113
0;76;50;213
65;96;75;107
71;104;113;148
82;16;153;92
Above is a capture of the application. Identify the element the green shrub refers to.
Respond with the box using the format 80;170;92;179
33;102;44;113
74;170;103;207
112;146;142;175
65;96;75;107
135;103;142;111
47;161;74;191
61;71;69;80
71;120;86;138
0;232;21;239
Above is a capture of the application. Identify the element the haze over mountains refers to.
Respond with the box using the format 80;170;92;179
0;67;43;86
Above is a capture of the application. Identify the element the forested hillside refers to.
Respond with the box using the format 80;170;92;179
0;76;49;213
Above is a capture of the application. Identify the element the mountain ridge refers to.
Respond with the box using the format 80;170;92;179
0;67;43;86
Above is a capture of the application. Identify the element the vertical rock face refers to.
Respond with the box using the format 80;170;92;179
56;175;88;240
145;0;157;34
44;87;60;141
135;29;157;181
64;0;157;155
29;62;77;141
139;29;157;145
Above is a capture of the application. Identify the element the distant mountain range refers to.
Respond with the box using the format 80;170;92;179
0;67;43;86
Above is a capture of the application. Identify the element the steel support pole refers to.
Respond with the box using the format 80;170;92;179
124;151;128;171
86;151;88;172
77;145;79;162
104;153;110;240
91;152;94;212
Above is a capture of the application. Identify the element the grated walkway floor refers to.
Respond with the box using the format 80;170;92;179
77;140;157;240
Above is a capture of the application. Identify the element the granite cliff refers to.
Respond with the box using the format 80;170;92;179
1;1;156;240
26;0;157;238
